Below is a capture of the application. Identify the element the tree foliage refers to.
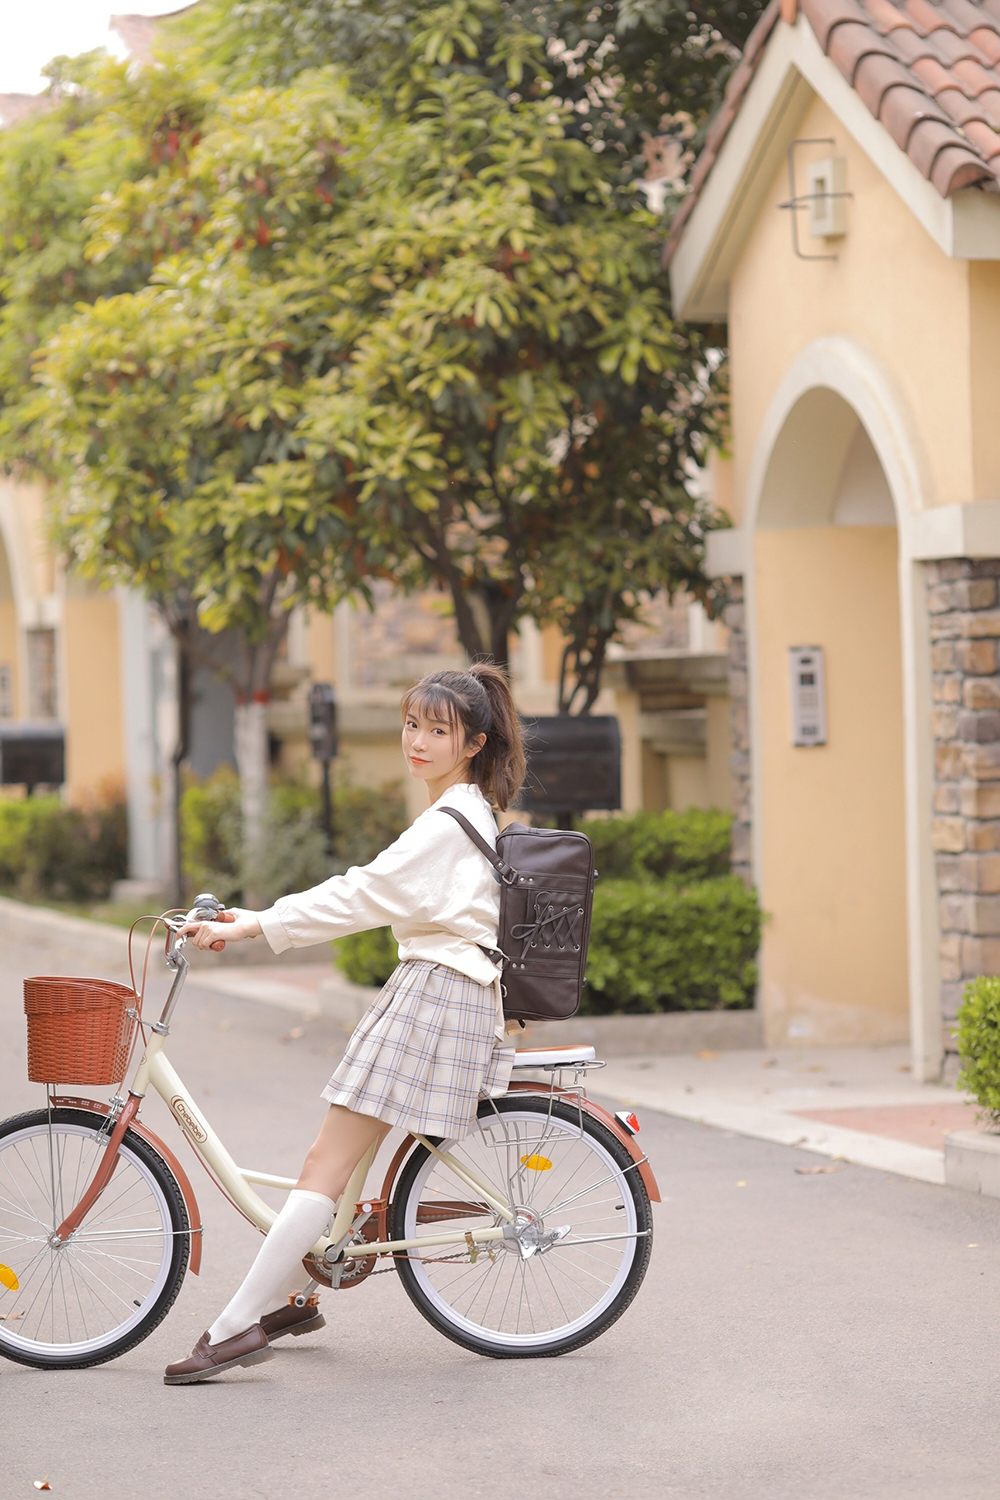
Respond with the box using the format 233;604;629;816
173;0;767;207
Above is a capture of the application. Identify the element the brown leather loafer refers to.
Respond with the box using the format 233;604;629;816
260;1295;326;1342
163;1325;273;1385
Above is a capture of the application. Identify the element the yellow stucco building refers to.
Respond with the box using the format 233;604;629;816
667;0;1000;1078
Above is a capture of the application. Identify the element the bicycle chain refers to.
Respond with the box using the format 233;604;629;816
364;1246;496;1277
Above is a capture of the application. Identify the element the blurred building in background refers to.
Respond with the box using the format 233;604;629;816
666;0;1000;1076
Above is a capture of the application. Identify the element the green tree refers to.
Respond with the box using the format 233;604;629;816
171;0;730;702
174;0;766;198
34;76;380;877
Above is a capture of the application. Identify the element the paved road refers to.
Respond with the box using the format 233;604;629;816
4;939;1000;1500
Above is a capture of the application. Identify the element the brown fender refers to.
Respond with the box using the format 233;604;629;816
378;1085;660;1207
54;1095;204;1275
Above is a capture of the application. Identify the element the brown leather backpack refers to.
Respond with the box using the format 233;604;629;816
439;807;596;1023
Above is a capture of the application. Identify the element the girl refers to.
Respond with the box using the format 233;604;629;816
163;663;525;1384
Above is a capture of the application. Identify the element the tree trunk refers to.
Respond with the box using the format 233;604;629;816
170;638;194;907
234;695;270;905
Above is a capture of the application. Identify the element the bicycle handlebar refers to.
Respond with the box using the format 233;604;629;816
156;892;224;1032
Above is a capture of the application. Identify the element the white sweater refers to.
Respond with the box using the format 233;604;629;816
257;782;502;988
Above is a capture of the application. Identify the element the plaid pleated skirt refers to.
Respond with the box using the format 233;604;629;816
320;960;514;1138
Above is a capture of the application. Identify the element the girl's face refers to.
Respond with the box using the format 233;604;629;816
402;703;485;794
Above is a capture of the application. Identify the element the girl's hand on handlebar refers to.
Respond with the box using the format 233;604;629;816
179;909;263;952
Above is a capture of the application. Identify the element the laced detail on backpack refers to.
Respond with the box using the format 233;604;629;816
510;893;585;958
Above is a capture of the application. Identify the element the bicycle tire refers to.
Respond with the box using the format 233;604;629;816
390;1094;653;1358
0;1107;191;1370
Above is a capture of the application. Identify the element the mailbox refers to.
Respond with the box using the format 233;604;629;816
308;682;338;763
517;715;621;815
0;723;65;791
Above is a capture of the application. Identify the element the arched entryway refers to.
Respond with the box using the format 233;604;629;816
751;386;909;1046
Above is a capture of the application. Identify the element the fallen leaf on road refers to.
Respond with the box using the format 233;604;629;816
696;1050;718;1060
279;1027;305;1044
33;1482;51;1491
795;1164;842;1174
736;1180;747;1187
762;1059;777;1068
968;1243;979;1249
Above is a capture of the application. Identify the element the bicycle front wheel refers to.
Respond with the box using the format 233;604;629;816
390;1094;653;1358
0;1108;191;1370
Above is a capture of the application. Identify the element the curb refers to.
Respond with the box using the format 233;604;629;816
594;1075;947;1185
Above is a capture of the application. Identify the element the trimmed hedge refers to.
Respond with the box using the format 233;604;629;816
955;975;1000;1126
583;807;732;883
582;876;760;1014
335;805;763;1012
0;792;128;901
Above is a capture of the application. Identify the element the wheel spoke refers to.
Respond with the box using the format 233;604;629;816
396;1101;651;1353
0;1115;181;1364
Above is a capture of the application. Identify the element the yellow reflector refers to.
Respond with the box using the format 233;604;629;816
520;1154;553;1172
0;1264;19;1292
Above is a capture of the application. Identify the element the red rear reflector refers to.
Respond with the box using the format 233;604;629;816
615;1110;640;1134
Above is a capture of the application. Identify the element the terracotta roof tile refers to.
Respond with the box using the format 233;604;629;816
971;23;1000;56
939;0;993;31
924;24;988;57
864;0;918;30
930;140;994;185
828;20;900;79
936;81;991;115
976;86;1000;123
879;81;953;140
809;0;871;47
911;51;968;87
964;114;1000;148
664;0;1000;269
904;0;955;29
855;49;923;107
885;26;941;60
951;52;1000;88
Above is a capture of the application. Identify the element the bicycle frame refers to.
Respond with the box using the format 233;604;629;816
50;932;517;1269
49;919;657;1275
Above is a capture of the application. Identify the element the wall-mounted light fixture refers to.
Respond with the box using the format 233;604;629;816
778;139;852;261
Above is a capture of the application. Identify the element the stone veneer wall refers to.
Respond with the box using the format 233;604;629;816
722;577;752;885
928;559;1000;1037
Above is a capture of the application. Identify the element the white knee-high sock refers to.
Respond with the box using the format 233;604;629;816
208;1189;334;1345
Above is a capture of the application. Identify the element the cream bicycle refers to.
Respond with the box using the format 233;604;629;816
0;896;658;1370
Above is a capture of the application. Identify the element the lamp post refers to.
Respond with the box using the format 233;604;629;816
308;682;338;858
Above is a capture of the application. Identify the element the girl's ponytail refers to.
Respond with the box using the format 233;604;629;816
466;662;526;812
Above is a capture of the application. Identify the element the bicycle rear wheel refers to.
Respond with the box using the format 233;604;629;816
0;1107;190;1369
390;1094;653;1358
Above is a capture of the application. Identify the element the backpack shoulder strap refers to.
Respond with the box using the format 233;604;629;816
437;805;517;884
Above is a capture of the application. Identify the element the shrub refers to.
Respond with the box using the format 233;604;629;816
583;876;761;1014
335;925;399;987
955;976;1000;1126
0;791;128;901
583;807;733;883
181;769;408;906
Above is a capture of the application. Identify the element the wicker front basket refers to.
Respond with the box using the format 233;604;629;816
24;977;139;1086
